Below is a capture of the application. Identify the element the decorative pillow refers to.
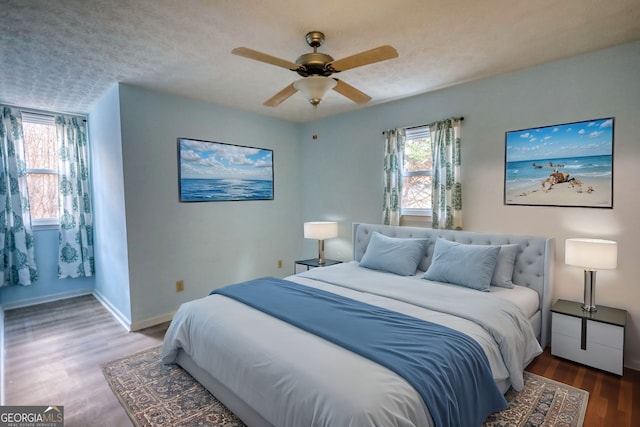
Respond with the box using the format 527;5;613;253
491;244;519;288
360;232;428;276
423;238;500;291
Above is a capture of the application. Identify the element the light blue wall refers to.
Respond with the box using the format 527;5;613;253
298;41;640;368
0;228;94;307
89;83;132;321
0;83;303;328
117;84;302;325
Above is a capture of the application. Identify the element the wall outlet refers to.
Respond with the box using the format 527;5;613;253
277;260;283;269
176;280;184;292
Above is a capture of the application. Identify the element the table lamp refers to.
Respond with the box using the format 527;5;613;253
565;238;617;312
304;221;338;264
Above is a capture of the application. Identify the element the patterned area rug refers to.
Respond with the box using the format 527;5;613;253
103;346;588;427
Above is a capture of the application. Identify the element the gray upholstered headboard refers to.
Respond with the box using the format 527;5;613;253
352;222;555;348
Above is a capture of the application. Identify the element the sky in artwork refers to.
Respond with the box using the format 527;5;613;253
506;118;613;162
179;138;273;181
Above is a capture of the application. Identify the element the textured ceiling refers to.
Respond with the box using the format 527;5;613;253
1;0;639;123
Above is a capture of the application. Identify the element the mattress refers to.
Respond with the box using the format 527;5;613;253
490;284;540;319
408;270;541;319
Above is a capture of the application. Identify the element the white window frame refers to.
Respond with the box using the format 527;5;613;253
401;126;432;217
22;112;59;228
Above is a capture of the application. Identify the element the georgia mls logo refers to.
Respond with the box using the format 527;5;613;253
0;405;64;427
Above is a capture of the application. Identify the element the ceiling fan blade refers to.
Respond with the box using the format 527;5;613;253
332;79;371;104
329;45;398;72
263;83;298;107
232;47;299;70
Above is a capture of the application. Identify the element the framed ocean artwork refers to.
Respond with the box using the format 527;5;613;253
504;118;613;208
178;138;274;202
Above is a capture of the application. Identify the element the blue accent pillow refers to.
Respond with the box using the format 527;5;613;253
360;232;427;276
491;244;519;288
423;238;500;291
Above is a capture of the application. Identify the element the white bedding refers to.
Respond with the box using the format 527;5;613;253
401;269;540;319
162;262;542;427
490;284;540;319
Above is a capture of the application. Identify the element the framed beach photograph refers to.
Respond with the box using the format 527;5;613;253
178;138;274;202
504;117;614;208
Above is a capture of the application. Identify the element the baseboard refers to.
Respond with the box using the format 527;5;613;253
130;311;175;332
92;289;132;331
0;288;93;311
91;290;173;332
625;357;640;372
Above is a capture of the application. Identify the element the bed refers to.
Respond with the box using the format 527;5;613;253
162;222;555;427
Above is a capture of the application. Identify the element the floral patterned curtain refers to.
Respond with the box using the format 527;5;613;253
0;106;38;286
382;128;405;226
430;118;463;230
56;115;94;278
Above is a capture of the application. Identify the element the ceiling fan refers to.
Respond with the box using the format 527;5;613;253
232;31;398;108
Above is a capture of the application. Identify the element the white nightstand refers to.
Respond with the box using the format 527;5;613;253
551;299;626;375
294;258;341;274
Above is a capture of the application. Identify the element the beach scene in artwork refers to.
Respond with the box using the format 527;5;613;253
179;138;273;202
505;118;613;207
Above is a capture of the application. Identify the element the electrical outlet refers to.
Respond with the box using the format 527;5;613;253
176;280;184;292
277;260;283;269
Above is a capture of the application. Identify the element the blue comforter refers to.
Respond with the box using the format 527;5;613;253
212;277;508;427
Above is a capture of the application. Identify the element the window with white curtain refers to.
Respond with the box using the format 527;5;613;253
401;126;432;217
21;112;59;226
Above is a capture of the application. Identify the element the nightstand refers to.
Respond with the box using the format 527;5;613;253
551;299;626;375
294;258;342;274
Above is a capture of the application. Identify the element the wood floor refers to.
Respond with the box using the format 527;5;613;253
3;295;167;427
527;348;640;427
3;294;640;426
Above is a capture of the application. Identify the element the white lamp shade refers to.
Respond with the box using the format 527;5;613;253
294;76;336;104
304;221;338;240
565;238;617;269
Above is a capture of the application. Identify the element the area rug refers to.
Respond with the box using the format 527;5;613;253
103;346;588;427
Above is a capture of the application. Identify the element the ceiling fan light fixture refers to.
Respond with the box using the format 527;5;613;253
293;76;337;108
232;31;398;108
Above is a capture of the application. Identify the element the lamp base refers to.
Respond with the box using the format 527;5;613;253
582;269;597;313
317;239;326;264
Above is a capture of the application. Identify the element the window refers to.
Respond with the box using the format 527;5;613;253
401;126;432;216
22;112;59;226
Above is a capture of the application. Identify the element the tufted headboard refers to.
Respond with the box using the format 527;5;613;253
352;222;555;348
